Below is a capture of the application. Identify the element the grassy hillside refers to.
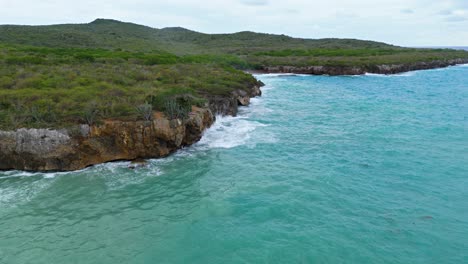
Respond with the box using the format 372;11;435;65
0;19;393;54
1;19;468;130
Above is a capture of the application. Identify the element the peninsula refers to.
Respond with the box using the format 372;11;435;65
1;19;467;171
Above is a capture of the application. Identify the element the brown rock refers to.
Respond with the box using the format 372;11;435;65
0;107;214;171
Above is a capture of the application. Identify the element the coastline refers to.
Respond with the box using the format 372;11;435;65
253;58;468;76
0;83;263;172
1;60;467;172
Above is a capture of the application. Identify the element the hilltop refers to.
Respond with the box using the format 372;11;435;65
0;18;394;53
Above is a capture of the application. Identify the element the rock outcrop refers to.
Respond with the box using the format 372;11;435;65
0;82;263;172
0;107;213;171
261;59;468;75
207;83;263;116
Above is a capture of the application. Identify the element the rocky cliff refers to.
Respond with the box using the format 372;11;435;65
0;83;263;172
261;58;468;75
207;84;263;116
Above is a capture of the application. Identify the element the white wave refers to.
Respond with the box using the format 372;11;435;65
194;115;268;149
0;160;155;182
67;160;163;190
191;93;275;150
0;169;75;179
342;74;362;77
364;73;385;77
396;72;416;77
0;160;164;205
254;73;309;78
246;98;273;117
0;176;57;207
459;63;468;67
364;71;416;77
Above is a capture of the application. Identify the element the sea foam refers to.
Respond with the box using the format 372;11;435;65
364;71;416;77
195;115;268;149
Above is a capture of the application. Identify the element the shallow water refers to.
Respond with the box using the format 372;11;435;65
1;65;467;263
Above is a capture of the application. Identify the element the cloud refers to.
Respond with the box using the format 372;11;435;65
437;8;468;23
445;15;467;22
438;10;452;16
239;0;269;6
452;0;468;8
401;9;414;14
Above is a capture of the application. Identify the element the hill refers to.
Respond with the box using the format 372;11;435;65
0;19;394;54
2;19;468;69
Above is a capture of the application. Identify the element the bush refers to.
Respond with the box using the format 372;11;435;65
74;53;95;62
6;56;46;65
163;98;191;120
83;101;99;125
135;103;153;121
0;76;14;89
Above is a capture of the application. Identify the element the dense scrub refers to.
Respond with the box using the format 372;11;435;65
0;45;258;129
250;48;468;67
2;19;467;68
0;19;395;54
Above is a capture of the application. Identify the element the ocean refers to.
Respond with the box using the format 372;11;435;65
1;64;467;263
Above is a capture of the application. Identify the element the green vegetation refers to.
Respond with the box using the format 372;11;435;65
248;47;468;67
2;18;467;68
1;19;468;130
0;45;258;129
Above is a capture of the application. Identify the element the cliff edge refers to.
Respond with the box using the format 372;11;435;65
260;59;468;75
0;83;263;172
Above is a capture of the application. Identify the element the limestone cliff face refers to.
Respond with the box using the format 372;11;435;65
0;107;213;171
261;59;468;75
0;82;263;172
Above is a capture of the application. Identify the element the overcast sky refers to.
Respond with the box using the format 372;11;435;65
1;0;467;46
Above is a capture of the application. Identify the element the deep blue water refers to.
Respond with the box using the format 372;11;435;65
1;65;467;263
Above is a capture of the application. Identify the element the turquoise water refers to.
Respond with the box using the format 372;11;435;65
1;65;468;263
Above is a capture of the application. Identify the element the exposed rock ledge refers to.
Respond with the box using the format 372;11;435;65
260;58;468;75
0;83;263;172
207;83;262;116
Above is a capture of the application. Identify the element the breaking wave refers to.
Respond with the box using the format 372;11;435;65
364;71;417;77
194;115;268;149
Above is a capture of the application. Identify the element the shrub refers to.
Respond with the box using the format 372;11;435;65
74;53;95;62
135;102;153;121
83;101;99;125
163;98;190;120
0;76;14;89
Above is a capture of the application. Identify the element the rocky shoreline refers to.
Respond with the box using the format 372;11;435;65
258;58;468;75
0;82;263;172
1;57;466;172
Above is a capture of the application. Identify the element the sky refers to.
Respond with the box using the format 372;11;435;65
1;0;467;46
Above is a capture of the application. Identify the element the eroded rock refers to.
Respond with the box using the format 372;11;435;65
261;59;468;75
0;107;214;171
